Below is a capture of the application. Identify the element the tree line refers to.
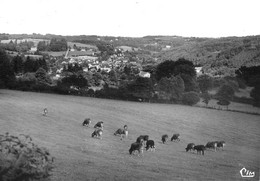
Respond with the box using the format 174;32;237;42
1;48;259;107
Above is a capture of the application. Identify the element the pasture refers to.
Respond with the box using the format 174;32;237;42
0;90;259;181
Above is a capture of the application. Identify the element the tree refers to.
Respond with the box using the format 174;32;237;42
201;92;211;106
155;58;197;93
38;58;48;72
216;84;235;100
235;65;260;86
49;38;67;51
11;55;24;74
35;67;51;85
182;91;200;106
92;72;103;86
156;75;185;101
180;73;199;92
109;69;118;83
127;77;154;101
174;58;196;77
250;79;260;107
60;74;88;89
155;60;175;80
197;74;213;93
0;49;15;87
37;41;48;51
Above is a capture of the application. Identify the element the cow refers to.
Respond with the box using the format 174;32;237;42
82;118;91;127
185;143;195;152
171;134;180;142
91;129;103;139
94;121;104;130
43;108;48;116
129;142;144;155
194;145;206;155
114;125;128;139
205;141;217;152
216;141;226;150
145;140;155;151
161;134;168;144
136;135;149;144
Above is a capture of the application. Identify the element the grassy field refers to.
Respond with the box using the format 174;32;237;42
0;90;259;181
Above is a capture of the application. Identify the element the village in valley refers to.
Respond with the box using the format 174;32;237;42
0;37;153;89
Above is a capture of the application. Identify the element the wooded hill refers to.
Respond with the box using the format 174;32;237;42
1;33;260;77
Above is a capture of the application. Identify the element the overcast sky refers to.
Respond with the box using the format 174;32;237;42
0;0;259;38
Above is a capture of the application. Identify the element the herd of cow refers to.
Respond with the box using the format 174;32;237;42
81;118;226;156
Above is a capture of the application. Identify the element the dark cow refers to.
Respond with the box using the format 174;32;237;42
216;141;226;150
205;141;217;152
185;143;195;152
161;134;168;144
82;118;91;127
136;135;149;143
171;134;180;142
129;142;144;155
91;129;103;139
194;145;206;155
114;125;128;139
94;121;104;130
145;140;155;151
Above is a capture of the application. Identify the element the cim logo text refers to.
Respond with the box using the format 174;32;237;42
240;167;255;178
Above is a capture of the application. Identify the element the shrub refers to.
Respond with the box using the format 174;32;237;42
0;132;54;181
182;91;200;105
217;99;231;109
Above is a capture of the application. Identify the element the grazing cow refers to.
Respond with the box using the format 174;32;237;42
129;142;144;155
91;129;103;139
194;145;206;155
185;143;195;152
43;108;48;116
216;141;225;150
94;121;104;130
82;118;91;127
161;134;168;144
145;140;155;151
205;141;217;152
171;134;180;142
114;125;128;139
136;135;149;143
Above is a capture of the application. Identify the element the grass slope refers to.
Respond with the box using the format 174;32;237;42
0;90;259;181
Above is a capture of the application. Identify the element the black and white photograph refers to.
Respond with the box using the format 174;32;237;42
0;0;259;180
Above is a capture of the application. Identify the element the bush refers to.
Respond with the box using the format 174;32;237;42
182;91;200;105
217;99;231;109
0;132;54;181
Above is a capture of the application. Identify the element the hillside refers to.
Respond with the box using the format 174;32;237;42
0;90;259;180
1;33;260;76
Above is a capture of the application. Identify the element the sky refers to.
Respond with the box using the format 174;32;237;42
0;0;260;38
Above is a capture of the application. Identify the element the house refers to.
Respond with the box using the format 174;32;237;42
29;47;37;53
139;71;151;78
195;67;203;76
